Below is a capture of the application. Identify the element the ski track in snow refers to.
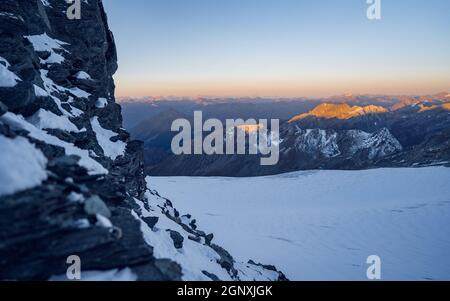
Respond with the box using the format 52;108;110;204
150;167;450;280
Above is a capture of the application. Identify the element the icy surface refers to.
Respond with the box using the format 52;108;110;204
1;112;108;175
0;56;21;87
25;33;68;65
69;87;91;99
95;98;108;109
39;69;91;117
0;136;48;197
39;70;75;117
33;84;49;97
131;207;233;281
27;109;81;133
96;214;113;228
91;117;126;160
75;71;91;80
151;167;450;280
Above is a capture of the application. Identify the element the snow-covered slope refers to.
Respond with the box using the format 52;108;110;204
131;180;286;281
151;167;450;280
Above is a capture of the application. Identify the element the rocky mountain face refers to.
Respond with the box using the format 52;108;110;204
289;103;389;122
0;0;286;281
147;103;450;177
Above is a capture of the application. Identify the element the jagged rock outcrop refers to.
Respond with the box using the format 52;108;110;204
0;0;286;281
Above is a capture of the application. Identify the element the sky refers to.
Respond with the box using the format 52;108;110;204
104;0;450;98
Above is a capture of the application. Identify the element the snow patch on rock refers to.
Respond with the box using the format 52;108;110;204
95;98;108;109
27;109;81;133
349;128;402;159
0;136;48;197
0;56;21;87
25;33;68;65
75;71;91;80
129;178;287;281
294;128;341;158
91;117;126;160
151;167;450;280
1;112;108;175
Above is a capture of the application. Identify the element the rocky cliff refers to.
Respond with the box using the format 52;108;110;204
0;0;286;281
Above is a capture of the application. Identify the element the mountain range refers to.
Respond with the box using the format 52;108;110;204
123;99;450;176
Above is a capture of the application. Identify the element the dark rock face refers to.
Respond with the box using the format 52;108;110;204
142;216;159;230
0;101;7;116
0;1;286;281
0;0;160;280
167;230;184;249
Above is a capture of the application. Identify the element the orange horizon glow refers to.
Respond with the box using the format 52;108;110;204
114;76;450;99
105;1;450;100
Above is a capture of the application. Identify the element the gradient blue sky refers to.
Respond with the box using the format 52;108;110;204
104;0;450;97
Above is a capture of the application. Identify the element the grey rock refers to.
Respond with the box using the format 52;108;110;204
188;235;201;243
167;230;184;249
84;196;111;219
132;259;182;281
48;155;80;169
0;101;7;116
205;233;214;245
202;271;220;281
142;216;159;229
210;244;236;276
153;259;183;281
0;81;35;113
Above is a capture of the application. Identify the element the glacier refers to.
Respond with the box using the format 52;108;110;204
150;167;450;280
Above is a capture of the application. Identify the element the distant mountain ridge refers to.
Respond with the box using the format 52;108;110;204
118;92;450;105
121;92;450;129
138;99;450;176
289;103;389;122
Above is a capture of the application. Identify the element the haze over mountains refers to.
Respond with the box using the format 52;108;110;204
120;92;450;127
122;93;450;176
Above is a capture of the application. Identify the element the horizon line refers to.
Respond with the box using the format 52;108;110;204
116;91;450;101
